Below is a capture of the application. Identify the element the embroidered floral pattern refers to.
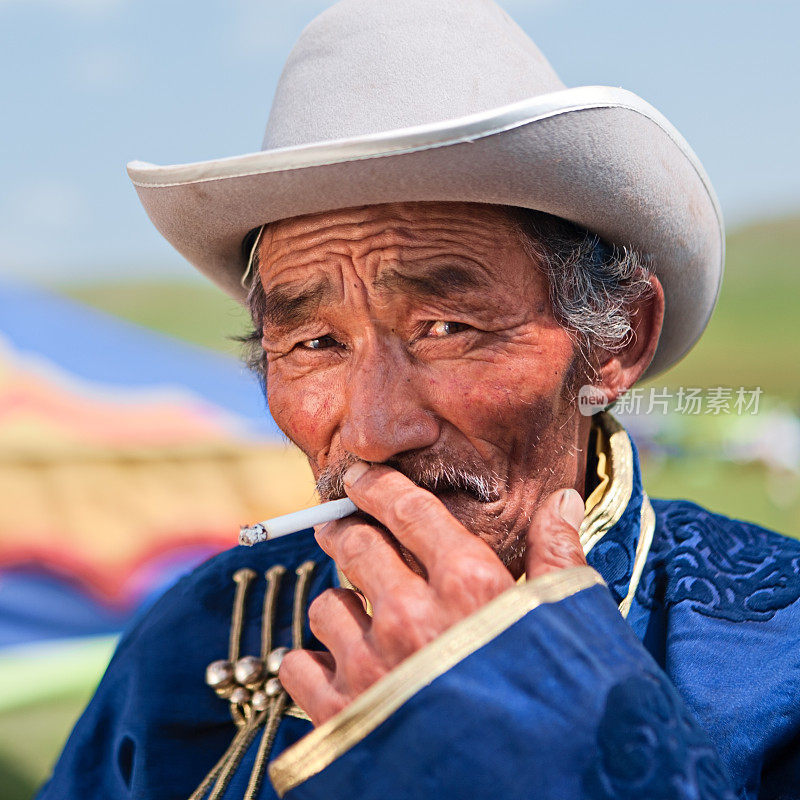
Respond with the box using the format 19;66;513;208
583;673;736;799
589;534;635;604
636;500;800;622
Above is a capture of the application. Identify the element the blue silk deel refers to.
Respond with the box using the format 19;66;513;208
36;429;800;800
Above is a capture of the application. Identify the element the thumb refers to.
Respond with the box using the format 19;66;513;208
525;488;587;580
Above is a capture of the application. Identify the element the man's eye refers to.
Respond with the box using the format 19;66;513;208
298;335;340;350
426;321;471;338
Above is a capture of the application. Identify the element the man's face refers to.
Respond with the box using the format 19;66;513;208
258;202;591;576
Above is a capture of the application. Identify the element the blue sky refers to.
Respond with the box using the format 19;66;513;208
0;0;797;283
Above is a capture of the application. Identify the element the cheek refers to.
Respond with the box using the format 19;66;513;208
426;338;575;437
267;375;340;454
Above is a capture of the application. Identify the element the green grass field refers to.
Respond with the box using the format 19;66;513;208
7;215;799;799
61;279;253;356
0;694;95;799
642;216;800;402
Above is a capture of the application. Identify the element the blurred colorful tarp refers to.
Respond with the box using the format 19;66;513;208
0;281;314;760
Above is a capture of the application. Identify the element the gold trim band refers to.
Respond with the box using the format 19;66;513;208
618;494;655;619
579;412;634;555
269;565;605;796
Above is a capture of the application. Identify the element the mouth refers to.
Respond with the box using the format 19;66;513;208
316;457;503;506
426;484;502;513
424;476;501;505
430;485;478;503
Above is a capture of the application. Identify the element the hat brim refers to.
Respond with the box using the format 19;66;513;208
127;86;723;380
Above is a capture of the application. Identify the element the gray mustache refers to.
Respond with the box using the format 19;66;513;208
315;453;501;504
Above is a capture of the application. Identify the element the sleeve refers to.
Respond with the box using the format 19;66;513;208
269;566;738;800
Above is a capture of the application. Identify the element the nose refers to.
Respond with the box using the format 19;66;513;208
338;340;440;463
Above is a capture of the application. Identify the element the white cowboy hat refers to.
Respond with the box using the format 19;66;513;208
127;0;723;379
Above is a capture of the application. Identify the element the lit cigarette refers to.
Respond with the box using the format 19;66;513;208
239;498;358;546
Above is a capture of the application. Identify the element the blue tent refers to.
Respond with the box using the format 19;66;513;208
0;279;281;438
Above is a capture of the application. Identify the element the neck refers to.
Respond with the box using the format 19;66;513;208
501;418;595;580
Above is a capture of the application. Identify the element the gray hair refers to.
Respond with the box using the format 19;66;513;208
239;207;652;381
510;208;653;358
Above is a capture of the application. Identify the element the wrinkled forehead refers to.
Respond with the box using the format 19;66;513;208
256;201;522;284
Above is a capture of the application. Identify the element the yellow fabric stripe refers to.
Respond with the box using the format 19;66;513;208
580;412;633;555
0;444;315;584
618;494;656;618
584;422;609;515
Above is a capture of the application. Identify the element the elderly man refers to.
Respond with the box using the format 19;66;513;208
39;1;800;799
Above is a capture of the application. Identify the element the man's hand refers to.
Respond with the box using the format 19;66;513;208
279;462;587;726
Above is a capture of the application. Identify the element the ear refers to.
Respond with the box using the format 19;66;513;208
594;274;665;403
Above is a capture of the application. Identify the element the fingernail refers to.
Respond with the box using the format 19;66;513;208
343;461;369;488
558;488;585;530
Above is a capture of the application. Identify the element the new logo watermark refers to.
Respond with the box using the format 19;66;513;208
578;385;610;416
578;386;763;416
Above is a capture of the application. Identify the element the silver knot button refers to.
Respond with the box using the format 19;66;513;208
205;660;234;690
266;647;289;675
229;686;252;706
234;655;265;688
251;689;270;711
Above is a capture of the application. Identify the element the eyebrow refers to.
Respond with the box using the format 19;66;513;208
373;263;491;299
263;278;333;331
262;262;492;333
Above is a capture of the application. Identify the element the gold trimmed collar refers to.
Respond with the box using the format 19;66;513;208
575;412;652;619
579;411;633;556
514;410;634;585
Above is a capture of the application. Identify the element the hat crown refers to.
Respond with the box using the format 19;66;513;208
262;0;565;150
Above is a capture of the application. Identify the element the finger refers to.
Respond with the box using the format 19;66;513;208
315;516;426;603
524;488;587;580
279;649;343;727
342;462;495;574
307;588;370;657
